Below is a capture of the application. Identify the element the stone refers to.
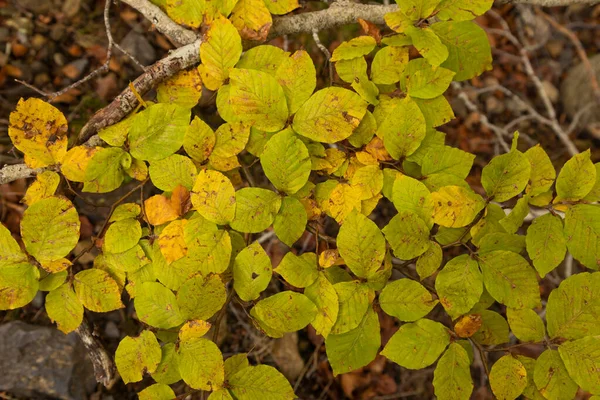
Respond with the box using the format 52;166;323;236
120;31;156;66
0;321;96;400
561;54;600;126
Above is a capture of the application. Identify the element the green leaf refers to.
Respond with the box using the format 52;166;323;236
224;354;249;380
275;50;316;114
331;281;372;335
555;149;596;202
275;252;318;288
564;204;600;270
325;307;380;375
431;21;492;81
46;283;83;333
138;384;176;400
330;36;377;61
151;343;181;385
533;349;578;400
526;213;566;277
516;355;544;400
0;262;39;310
435;254;482;318
421;145;475;179
200;16;242;89
233;241;272;301
506;308;546;342
546;272;600;340
380;279;438;321
479;251;540;309
236;45;287;75
185;117;216;163
228;68;288;132
135;282;185;329
250;291;317;337
177;274;227;321
98;116;132;147
478;232;525;254
431;186;485;228
378;96;426;159
382;318;450;369
413;97;455;130
187;230;232;275
74;269;123;312
103;218;141;254
305;272;339;338
481;150;531;202
0;223;27;267
210;122;250;163
435;0;493;21
499;196;530;234
337;211;386;278
471;310;509;345
21;196;80;263
228;365;295;400
433;343;473;400
524;145;556;196
405;26;449;67
103;244;149;273
115;330;162;384
416;241;442;279
128;103;191;161
149;154;197;192
260;129;311;194
38;270;67;291
293;87;367;143
585;163;600;202
110;203;141;222
177;329;224;390
231;188;281;233
383;211;430;260
489;355;527;400
82;147;131;193
371;46;409;85
405;60;455;99
273;196;307;247
191;169;236;225
392;174;434;228
335;57;367;84
559;336;600;394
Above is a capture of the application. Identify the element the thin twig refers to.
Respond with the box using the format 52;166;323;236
75;317;117;388
312;31;333;86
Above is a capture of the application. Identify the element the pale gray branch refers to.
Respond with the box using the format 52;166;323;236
120;0;198;46
0;164;42;185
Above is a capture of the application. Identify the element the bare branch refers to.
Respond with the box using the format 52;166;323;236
312;31;333;86
120;0;198;46
0;164;42;185
75;318;118;388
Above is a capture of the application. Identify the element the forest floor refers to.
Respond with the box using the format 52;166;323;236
0;0;599;398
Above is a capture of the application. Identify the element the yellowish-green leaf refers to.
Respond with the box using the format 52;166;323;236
305;272;339;338
0;262;39;310
471;310;509;345
433;343;473;400
564;204;600;270
158;219;188;264
187;230;232;275
380;279;438;321
0;224;26;267
405;59;454;99
348;110;377;148
165;0;205;27
416;241;442;279
177;332;224;391
524;144;556;196
156;69;203;107
231;188;281;233
138;384;176;400
135;281;185;329
546;272;600;340
331;281;372;335
435;0;493;21
371;46;409;85
405;26;449;67
378;96;426;159
275;50;316;114
325;307;380;375
83;147;130;193
330;36;377;62
335;57;367;84
22;171;59;205
533;349;578;400
382;318;449;369
191;169;236;225
200;16;242;90
489;355;527;400
337;211;386;278
185;117;216;163
350;165;383;200
558;336;600;394
250;291;317;337
275;252;318;288
526;213;566;277
435;254;482;319
177;274;227;321
233;241;272;301
228;68;288;132
73;269;123;312
506;307;545;342
45;283;83;333
273;196;307;247
149;154;197;192
382;211;430;260
481;150;531;202
103;218;142;254
555;149;596;202
228;365;295;399
38;270;67;291
236;45;287;75
21;196;80;263
128;103;191;161
115;330;162;384
293;87;367;143
260;129;311;194
413;97;455;129
585;163;600;202
392;174;434;228
431;185;485;228
8;98;68;168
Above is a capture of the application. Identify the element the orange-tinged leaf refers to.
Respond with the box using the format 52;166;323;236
454;314;483;338
158;220;188;264
9;98;68;168
145;195;180;226
319;249;344;269
230;0;272;41
40;258;72;273
60;145;100;182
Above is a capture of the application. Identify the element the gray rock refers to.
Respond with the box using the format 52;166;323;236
15;0;52;14
561;54;600;126
119;31;156;66
0;321;96;400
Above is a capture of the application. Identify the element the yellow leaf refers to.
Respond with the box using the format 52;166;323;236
179;319;212;341
208;155;241;171
40;258;72;273
158;220;188;264
165;0;205;28
327;183;363;223
431;186;486;228
60;146;100;182
200;15;242;91
145;196;179;226
319;249;344;269
157;69;203;108
22;171;60;206
230;0;272;41
9;98;68;168
263;0;299;15
185;117;216;163
454;314;483;338
125;158;148;181
191;169;236;225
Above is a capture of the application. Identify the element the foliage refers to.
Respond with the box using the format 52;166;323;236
2;0;600;398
